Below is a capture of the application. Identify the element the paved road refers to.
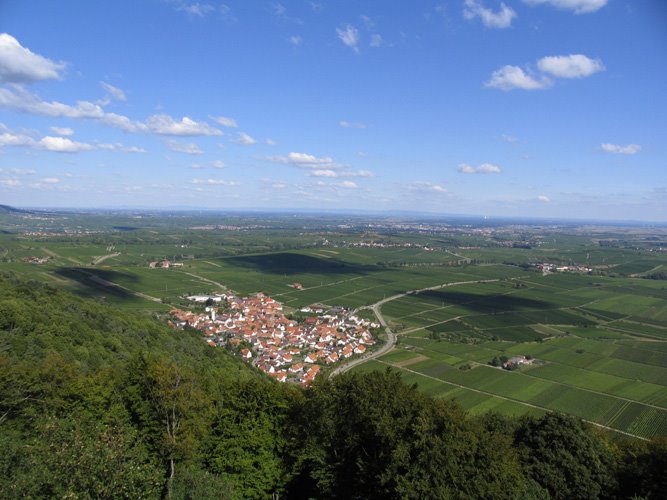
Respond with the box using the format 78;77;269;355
330;279;499;377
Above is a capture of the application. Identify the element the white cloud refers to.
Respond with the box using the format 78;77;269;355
290;35;303;46
336;25;360;53
409;182;447;193
97;143;146;153
537;54;604;78
370;34;385;47
523;0;607;14
339;120;366;129
311;169;338;177
342;170;374;178
0;86;147;132
266;138;277;146
0;131;34;148
234;132;257;145
337;181;358;188
177;2;215;17
537;195;550;202
485;65;550;90
0;179;20;187
601;143;641;155
166;140;203;155
0;87;224;137
501;134;518;143
268;151;340;168
211;160;225;168
0;33;65;83
146;114;222;136
211;116;238;128
50;126;74;136
219;4;238;23
458;162;502;174
191;178;238;186
0;167;35;175
41;177;60;184
463;0;516;29
39;136;94;153
100;81;126;101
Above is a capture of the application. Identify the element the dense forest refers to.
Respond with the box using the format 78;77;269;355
0;274;665;499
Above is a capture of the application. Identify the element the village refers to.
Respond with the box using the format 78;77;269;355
168;292;379;386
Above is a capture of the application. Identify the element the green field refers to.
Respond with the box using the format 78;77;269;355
2;210;666;439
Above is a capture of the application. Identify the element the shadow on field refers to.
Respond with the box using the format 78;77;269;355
225;252;375;276
417;289;551;314
55;267;140;301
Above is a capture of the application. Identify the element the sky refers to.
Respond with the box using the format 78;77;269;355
0;0;665;221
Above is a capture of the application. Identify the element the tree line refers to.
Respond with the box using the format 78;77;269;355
0;274;664;499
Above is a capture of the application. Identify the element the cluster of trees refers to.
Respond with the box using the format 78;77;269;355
1;274;665;499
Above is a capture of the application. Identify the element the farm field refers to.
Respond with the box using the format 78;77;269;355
368;268;667;439
1;209;666;439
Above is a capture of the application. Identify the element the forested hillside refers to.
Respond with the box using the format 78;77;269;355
0;274;664;499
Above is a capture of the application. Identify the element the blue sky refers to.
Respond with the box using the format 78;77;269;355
0;0;665;220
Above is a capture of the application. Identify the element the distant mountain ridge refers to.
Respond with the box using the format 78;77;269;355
0;204;32;214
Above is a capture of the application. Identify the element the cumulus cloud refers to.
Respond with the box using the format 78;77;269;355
0;33;65;83
0;87;225;137
601;143;641;155
166;140;203;155
289;35;303;46
501;134;518;143
537;54;605;78
191;178;239;185
487;54;603;90
234;132;257;145
38;136;94;153
211;116;238;128
0;86;147;132
343;170;374;178
146;114;222;136
522;0;607;14
457;163;502;174
463;0;516;29
336;25;360;53
339;120;366;129
537;195;550;202
41;177;60;184
485;65;550;90
0;131;34;148
0;179;21;187
311;169;338;177
409;182;448;193
100;81;126;101
50;126;74;136
97;143;146;153
337;180;358;188
268;151;340;169
0;125;142;153
211;160;225;168
266;138;277;146
177;2;215;17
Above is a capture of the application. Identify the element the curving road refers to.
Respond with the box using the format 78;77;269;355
330;279;499;377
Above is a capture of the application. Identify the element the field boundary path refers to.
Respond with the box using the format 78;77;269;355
330;279;499;377
91;252;121;265
178;271;228;291
378;360;648;441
